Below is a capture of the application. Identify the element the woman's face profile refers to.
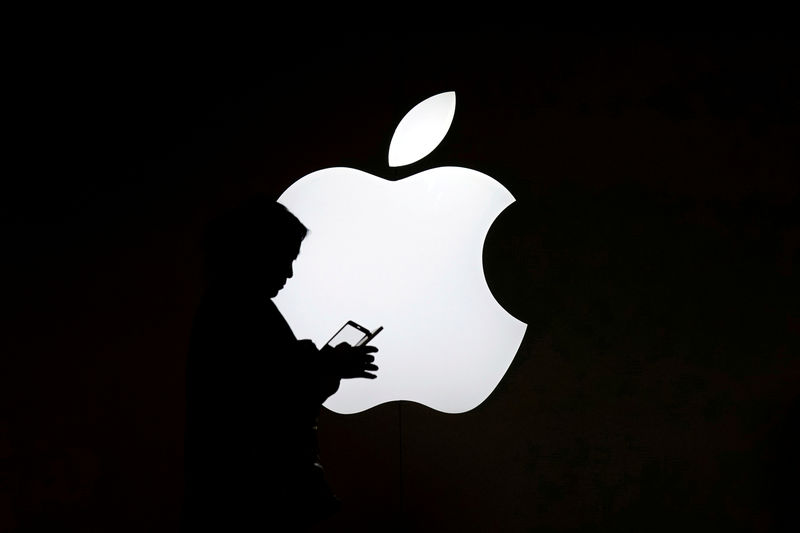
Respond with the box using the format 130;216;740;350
260;242;301;299
205;199;307;300
269;255;296;298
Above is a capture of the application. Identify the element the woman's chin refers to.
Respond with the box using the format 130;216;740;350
270;285;285;298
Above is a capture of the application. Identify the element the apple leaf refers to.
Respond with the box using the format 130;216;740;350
388;91;456;167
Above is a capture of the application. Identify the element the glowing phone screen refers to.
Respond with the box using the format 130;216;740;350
327;322;369;347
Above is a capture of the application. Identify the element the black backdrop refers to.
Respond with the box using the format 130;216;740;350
4;23;799;531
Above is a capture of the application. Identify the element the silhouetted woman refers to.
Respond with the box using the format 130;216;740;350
182;196;378;531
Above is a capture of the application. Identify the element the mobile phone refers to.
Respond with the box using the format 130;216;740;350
326;320;383;348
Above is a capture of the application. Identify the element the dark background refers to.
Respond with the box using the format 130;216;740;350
4;21;799;531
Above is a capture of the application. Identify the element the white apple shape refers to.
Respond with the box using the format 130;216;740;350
273;91;527;414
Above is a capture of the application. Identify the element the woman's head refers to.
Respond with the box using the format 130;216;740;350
203;196;308;297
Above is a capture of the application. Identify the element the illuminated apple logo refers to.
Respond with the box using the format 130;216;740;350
273;91;527;414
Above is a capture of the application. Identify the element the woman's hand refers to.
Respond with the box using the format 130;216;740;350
321;343;379;380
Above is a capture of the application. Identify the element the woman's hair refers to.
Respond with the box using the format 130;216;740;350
202;195;308;282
